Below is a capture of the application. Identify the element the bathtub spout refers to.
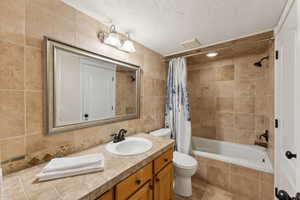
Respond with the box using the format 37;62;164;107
259;130;269;142
254;140;268;148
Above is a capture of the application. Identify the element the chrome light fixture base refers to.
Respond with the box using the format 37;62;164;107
98;25;136;53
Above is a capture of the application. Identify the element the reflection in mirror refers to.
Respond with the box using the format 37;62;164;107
45;37;140;134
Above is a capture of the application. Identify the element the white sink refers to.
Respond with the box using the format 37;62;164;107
105;137;153;156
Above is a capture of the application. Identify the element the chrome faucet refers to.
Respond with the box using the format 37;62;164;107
111;129;127;143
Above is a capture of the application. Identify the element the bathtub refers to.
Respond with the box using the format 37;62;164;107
192;137;273;174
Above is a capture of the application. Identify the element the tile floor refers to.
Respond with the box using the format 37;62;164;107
174;176;250;200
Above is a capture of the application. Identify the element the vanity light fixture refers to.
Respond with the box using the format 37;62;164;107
98;25;136;53
120;33;136;53
206;52;218;57
98;25;121;48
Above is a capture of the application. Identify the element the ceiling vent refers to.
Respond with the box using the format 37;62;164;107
181;38;201;49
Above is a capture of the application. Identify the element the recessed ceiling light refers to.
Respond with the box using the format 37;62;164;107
206;52;218;57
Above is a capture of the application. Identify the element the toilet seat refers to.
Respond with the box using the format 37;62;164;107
173;151;197;169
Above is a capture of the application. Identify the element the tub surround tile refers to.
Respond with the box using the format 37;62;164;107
231;173;260;200
216;97;234;112
189;45;274;149
216;65;235;81
194;155;274;200
234;97;255;113
3;134;174;200
235;113;254;130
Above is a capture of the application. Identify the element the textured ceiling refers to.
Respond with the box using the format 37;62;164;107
63;0;287;56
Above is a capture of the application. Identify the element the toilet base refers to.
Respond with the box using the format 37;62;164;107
174;175;192;197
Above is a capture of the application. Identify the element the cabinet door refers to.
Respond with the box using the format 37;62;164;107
154;163;173;200
128;182;152;200
97;190;113;200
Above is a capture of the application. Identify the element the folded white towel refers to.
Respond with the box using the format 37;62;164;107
36;163;104;181
43;153;104;173
36;153;105;181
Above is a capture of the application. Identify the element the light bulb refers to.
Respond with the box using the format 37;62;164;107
104;32;121;48
120;40;136;53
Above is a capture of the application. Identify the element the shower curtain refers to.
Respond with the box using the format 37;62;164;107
165;57;191;154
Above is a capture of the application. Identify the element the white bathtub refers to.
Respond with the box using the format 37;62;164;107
192;137;273;174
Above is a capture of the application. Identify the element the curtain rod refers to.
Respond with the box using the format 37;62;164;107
165;37;275;61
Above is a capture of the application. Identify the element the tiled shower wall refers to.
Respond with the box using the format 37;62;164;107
188;43;274;163
0;0;166;173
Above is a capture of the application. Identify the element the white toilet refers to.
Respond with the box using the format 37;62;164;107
150;128;198;197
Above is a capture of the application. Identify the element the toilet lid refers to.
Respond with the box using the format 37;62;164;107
173;151;198;169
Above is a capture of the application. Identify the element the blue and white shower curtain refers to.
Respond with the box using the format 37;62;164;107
165;57;191;154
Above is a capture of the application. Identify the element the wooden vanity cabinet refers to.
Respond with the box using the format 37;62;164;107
154;163;173;200
115;162;152;200
128;182;153;200
97;190;113;200
97;147;173;200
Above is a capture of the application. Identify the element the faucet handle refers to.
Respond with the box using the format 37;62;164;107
119;129;127;141
110;133;119;143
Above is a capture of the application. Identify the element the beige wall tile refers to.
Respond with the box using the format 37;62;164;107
215;81;234;97
234;97;255;113
25;0;55;48
206;158;230;190
216;65;235;81
25;91;43;134
216;113;234;128
25;46;43;90
195;127;216;139
230;164;260;180
0;136;25;161
216;127;235;142
0;41;24;90
197;83;216;97
207;165;230;191
230;174;260;200
255;115;265;131
199;67;215;83
235;80;255;97
235;129;256;144
0;91;24;139
216;97;233;112
0;0;25;44
260;181;274;200
235;113;254;130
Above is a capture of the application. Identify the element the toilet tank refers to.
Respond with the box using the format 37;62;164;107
150;128;171;138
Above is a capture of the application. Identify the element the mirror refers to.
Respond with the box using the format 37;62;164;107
45;37;140;134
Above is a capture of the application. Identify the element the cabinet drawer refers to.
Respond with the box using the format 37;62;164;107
128;181;152;200
154;148;173;174
115;162;152;200
96;190;113;200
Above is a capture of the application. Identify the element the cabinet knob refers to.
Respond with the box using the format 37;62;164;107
155;178;160;182
135;179;141;185
164;158;168;162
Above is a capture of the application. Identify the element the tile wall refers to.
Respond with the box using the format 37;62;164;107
195;155;274;200
0;0;166;173
188;42;274;164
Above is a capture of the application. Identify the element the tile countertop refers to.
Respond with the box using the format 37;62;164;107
2;133;174;200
